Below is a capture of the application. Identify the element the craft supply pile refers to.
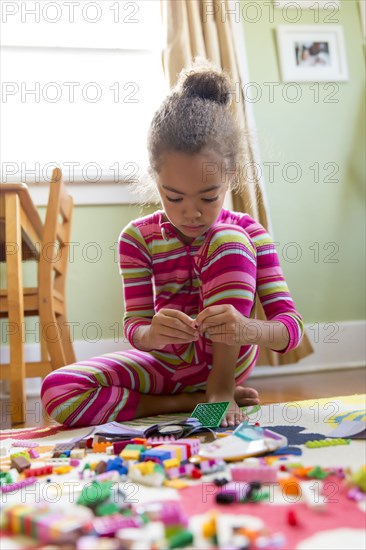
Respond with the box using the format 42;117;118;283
0;402;365;549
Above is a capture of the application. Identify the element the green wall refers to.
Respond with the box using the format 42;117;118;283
240;0;365;321
3;0;364;347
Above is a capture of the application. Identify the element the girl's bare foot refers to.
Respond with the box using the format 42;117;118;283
234;386;260;408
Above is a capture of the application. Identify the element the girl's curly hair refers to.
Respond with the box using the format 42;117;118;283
134;57;245;204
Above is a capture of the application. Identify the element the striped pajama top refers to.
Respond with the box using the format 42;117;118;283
119;208;304;356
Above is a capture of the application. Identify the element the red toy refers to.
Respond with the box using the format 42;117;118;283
24;466;53;477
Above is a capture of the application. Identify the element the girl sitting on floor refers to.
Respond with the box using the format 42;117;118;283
41;59;304;428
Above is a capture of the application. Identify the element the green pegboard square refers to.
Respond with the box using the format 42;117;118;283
191;402;230;428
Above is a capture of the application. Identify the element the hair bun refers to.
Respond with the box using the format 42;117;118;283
177;59;232;106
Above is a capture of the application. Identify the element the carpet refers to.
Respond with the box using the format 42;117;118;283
0;394;365;550
1;395;365;469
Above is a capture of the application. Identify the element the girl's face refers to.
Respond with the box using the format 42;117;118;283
156;149;233;244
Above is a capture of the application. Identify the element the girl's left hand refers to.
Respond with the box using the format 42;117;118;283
195;305;252;345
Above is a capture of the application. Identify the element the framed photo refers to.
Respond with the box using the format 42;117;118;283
276;25;349;82
274;1;340;8
360;0;366;38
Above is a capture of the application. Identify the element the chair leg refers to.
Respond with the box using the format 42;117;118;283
56;312;76;365
5;194;26;425
40;324;49;362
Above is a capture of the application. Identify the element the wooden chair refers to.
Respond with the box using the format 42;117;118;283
0;168;76;394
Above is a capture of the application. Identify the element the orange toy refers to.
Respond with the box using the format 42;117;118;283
279;476;301;497
92;442;112;453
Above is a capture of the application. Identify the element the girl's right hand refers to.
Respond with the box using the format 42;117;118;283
147;308;199;349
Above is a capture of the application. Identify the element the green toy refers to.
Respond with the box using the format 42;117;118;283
77;480;113;508
191;402;230;428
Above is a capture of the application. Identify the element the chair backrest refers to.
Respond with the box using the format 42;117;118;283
38;168;74;298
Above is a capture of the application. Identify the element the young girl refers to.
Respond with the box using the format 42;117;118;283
41;61;304;428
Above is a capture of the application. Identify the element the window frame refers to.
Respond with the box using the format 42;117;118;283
1;0;166;205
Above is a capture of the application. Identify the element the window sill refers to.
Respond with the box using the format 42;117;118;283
24;180;146;207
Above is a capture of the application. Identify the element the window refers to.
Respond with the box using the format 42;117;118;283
1;0;167;204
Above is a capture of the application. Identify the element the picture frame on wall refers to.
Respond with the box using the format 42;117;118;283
359;0;366;38
276;25;349;82
273;1;340;8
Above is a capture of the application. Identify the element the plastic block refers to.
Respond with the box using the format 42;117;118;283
140;449;171;463
120;449;141;461
113;440;134;455
200;459;226;474
291;467;312;478
0;472;13;485
95;461;107;475
132;438;147;445
10;450;31;460
133;461;156;475
168;528;193;548
129;467;165;487
1;477;37;493
147;436;176;445
24;466;53;477
164;479;188;489
179;463;194;476
163;458;180;469
174;439;200;457
95;502;120;517
70;449;85;459
93;442;112;453
106;457;128;475
28;449;40;459
191;402;230;427
54;465;73;475
124;444;146;452
10;456;31;473
77;481;113;507
159;502;188;527
96;471;120;482
157;444;187;462
92;514;141;536
165;467;180;479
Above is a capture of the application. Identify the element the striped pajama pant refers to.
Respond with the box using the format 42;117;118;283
41;225;259;426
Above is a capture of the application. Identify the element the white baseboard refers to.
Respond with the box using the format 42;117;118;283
0;320;365;396
253;319;366;377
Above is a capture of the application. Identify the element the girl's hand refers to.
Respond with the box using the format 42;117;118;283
196;305;252;345
147;308;199;349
